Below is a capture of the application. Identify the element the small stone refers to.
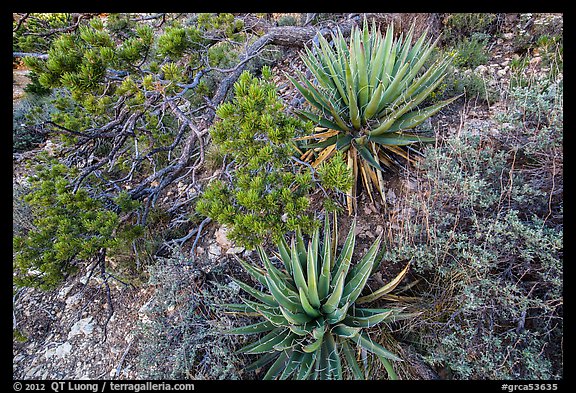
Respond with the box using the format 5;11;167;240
502;32;515;40
474;65;488;75
403;178;418;192
386;189;397;204
215;226;233;250
226;246;245;255
363;205;373;216
529;56;542;66
207;243;222;260
375;225;384;236
58;284;74;300
65;292;83;307
45;342;72;359
68;317;94;339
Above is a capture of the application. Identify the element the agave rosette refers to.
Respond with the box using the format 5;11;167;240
222;213;414;380
288;19;460;213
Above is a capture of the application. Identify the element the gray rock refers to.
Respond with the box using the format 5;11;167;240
45;342;72;359
68;317;95;339
226;246;245;255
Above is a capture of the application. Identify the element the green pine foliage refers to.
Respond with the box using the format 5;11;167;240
13;13;72;53
13;158;142;290
316;152;353;193
196;67;317;249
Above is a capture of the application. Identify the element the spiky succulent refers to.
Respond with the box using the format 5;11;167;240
288;19;460;213
223;213;412;380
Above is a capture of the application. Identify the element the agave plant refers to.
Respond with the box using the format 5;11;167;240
222;213;413;379
288;19;461;214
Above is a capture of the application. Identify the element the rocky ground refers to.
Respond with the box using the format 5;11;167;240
13;13;562;380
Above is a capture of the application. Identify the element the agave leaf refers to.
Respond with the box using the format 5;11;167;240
311;143;337;168
290;237;309;294
363;80;386;120
296;352;317;380
345;58;361;130
322;271;346;315
296;109;351;133
341;234;382;305
223;320;277;335
326;300;350;325
332;323;361;338
298;286;321;318
237;327;289;354
385;94;462;133
219;302;258;315
331;211;339;263
279;350;305;380
293;128;339;141
231;277;277;307
264;275;303;314
353;29;370;112
374;153;387;201
306;237;321;308
290;70;352;132
350;332;402;362
354;140;385;172
356;262;411;304
405;28;429;65
291;67;339;113
393;24;415;75
377;354;399;380
302;45;339;95
362;157;380;196
346;149;355;216
263;350;290;380
333;28;350;72
394;56;449;109
317;33;349;106
257;245;294;289
289;321;317;336
332;220;356;282
306;134;339;150
286;72;328;114
279;304;314;325
246;351;279;372
412;58;453;97
317;340;330;380
369;133;436;146
370;73;448;136
273;332;299;351
277;235;293;276
318;214;332;300
351;307;397;317
340;339;364;379
343;309;397;328
335;133;353;150
325;331;342;380
376;61;411;112
359;161;374;203
295;227;307;266
233;254;268;286
369;24;390;91
381;24;398;88
240;298;287;326
302;334;324;353
400;36;441;90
